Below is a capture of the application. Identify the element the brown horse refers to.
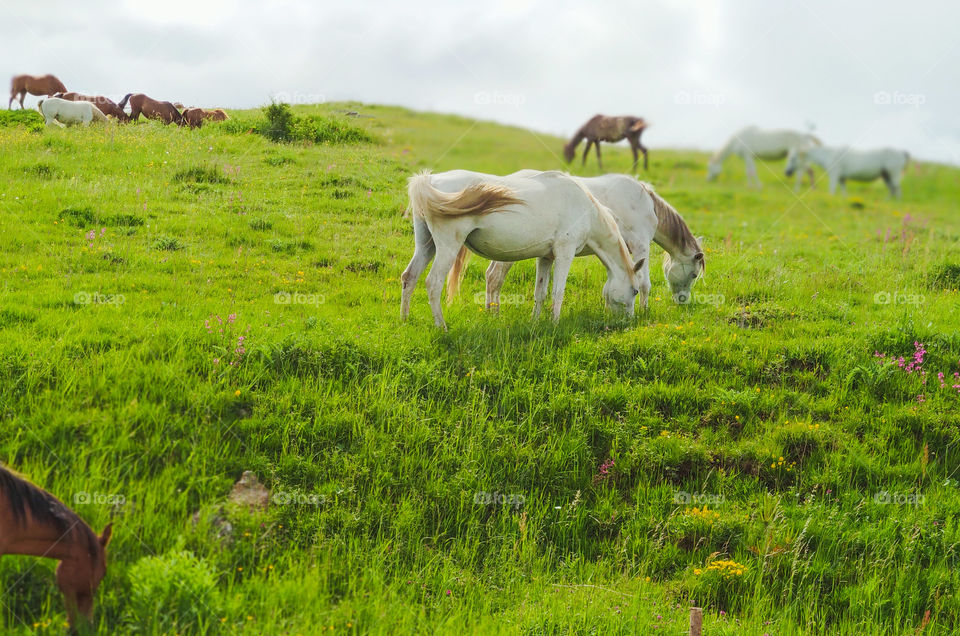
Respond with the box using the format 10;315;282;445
54;92;129;121
563;114;650;171
203;108;229;122
9;74;67;109
118;93;184;125
182;107;205;128
0;465;112;630
182;107;230;129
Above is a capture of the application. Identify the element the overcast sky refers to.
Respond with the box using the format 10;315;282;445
3;0;958;164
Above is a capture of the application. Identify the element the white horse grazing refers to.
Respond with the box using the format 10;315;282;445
708;126;820;188
401;170;642;329
785;145;909;198
445;171;704;311
38;97;108;127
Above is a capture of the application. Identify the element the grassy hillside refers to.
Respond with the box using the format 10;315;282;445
1;102;959;635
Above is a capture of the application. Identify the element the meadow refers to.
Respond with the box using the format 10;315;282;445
1;102;959;635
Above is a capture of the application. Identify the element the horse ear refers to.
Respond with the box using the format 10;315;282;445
99;523;113;548
633;257;646;273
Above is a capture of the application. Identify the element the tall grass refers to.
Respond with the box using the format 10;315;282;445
0;102;957;635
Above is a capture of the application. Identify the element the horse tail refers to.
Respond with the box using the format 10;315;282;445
117;93;132;110
407;171;522;219
445;246;471;302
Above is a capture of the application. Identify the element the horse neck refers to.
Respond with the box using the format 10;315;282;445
590;215;634;286
804;146;829;168
649;193;697;261
0;520;94;562
710;139;734;166
567;129;586;149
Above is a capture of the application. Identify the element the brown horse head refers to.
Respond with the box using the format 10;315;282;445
56;523;112;625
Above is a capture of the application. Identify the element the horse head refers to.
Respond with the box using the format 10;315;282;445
784;147;805;177
56;523;112;627
663;244;705;304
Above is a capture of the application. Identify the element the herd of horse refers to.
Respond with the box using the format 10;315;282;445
1;75;913;630
10;73;227;128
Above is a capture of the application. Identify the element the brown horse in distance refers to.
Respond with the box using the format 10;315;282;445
9;74;67;109
564;114;650;171
0;465;112;630
182;107;205;128
54;92;129;121
118;93;184;125
183;107;230;128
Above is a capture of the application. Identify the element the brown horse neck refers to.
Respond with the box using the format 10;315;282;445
1;522;97;563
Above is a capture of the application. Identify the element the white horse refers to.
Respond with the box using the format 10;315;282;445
707;126;820;188
785;145;909;198
401;170;642;329
38;97;108;127
444;171;704;311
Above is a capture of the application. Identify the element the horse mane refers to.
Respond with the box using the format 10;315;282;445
0;465;100;558
641;182;700;254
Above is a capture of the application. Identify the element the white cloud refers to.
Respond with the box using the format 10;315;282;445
2;0;957;163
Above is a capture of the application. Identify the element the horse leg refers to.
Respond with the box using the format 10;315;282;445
639;141;649;170
485;261;514;313
550;248;576;321
425;239;463;330
885;172;902;199
532;257;553;319
744;154;760;188
839;178;847;195
400;216;436;321
629;139;639;172
828;174;839;195
595;142;603;171
806;167;816;189
581;140;592;166
18;92;26;109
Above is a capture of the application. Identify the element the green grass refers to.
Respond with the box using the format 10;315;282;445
1;101;959;635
